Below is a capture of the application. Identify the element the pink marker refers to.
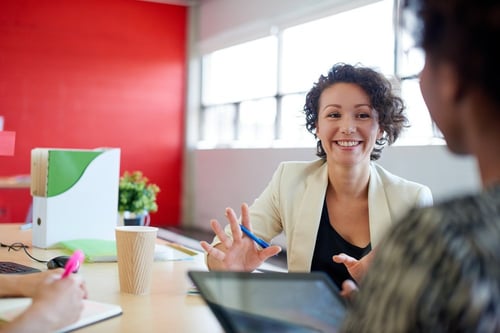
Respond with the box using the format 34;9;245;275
61;249;84;278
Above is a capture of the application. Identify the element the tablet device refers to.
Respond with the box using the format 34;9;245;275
188;271;346;333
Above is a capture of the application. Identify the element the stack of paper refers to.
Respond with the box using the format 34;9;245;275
58;239;198;262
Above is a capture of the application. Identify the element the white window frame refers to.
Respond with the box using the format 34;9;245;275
197;0;444;149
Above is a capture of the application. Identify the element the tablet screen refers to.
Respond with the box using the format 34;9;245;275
188;271;346;333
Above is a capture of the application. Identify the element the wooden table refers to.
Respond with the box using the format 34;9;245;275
0;224;223;332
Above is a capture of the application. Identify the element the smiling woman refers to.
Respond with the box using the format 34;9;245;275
304;63;408;161
200;63;433;290
315;83;383;167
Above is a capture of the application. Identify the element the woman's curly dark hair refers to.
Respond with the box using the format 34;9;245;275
402;0;500;106
303;63;408;161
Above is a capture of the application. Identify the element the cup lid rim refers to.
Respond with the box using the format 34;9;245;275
116;226;158;232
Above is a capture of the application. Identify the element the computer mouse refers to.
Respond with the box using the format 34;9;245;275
47;255;74;270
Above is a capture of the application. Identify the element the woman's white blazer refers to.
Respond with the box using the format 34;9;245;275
219;159;433;272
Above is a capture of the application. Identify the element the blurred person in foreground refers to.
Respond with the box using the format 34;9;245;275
342;0;500;331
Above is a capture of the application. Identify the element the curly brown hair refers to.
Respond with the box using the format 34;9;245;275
402;0;500;106
303;63;408;161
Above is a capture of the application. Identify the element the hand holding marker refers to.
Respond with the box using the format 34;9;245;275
61;249;85;278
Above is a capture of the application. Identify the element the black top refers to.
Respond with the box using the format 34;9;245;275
310;201;371;289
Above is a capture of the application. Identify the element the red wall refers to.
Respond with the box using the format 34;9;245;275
0;0;187;226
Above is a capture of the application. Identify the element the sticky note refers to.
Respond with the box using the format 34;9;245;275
0;131;15;156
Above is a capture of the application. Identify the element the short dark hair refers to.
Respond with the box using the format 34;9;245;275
303;63;407;161
402;0;500;105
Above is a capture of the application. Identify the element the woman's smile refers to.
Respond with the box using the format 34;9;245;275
335;140;362;147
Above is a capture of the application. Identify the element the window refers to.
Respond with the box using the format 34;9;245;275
200;37;278;148
199;0;442;149
281;0;394;94
396;0;444;144
201;37;278;105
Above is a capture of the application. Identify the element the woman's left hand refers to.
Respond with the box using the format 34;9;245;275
332;250;375;283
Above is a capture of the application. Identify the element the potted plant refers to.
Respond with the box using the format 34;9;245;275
118;171;160;226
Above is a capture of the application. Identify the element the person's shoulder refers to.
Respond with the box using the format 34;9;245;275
371;163;433;206
434;184;500;222
278;159;326;173
271;159;326;185
371;162;430;190
355;187;500;332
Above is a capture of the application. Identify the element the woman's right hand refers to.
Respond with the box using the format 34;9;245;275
200;203;282;271
4;272;87;333
31;273;86;328
14;269;87;299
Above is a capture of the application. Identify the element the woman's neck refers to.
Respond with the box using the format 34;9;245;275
327;161;371;199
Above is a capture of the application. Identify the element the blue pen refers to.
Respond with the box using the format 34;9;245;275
240;224;269;249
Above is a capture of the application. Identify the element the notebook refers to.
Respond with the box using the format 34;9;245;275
188;271;347;333
0;298;122;333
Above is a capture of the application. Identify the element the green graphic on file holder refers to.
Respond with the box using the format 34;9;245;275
47;150;102;197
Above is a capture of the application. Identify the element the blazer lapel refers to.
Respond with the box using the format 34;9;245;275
288;161;328;271
368;163;392;247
